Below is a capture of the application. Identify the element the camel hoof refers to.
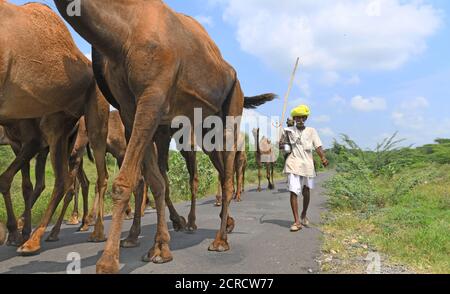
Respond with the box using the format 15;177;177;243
17;242;40;256
124;213;134;221
172;216;187;232
141;253;173;264
6;231;23;247
77;224;90;232
257;188;262;192
66;216;80;226
17;217;25;232
208;240;230;252
87;232;107;243
142;244;173;264
226;217;235;234
85;216;95;227
186;223;198;232
96;255;120;274
45;235;59;242
120;238;140;248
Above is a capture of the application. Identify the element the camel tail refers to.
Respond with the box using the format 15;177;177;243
244;93;277;109
86;143;95;163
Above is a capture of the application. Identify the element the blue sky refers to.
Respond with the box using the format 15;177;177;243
9;0;450;149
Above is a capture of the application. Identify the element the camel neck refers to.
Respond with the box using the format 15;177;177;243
54;0;137;58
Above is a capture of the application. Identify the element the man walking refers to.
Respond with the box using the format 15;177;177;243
280;105;329;232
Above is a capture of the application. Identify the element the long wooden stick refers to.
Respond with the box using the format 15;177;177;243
279;57;300;139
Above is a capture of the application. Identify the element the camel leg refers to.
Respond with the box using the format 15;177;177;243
96;84;170;274
9;144;35;241
208;81;243;252
182;150;199;232
46;151;84;241
242;157;247;193
163;171;187;231
140;183;148;216
271;163;275;190
0;139;40;246
17;114;76;255
82;90;109;243
29;149;48;208
86;189;99;227
120;176;145;248
257;159;262;192
266;163;274;190
156;126;186;232
234;152;244;202
77;163;91;232
207;151;235;233
17;148;49;234
19;161;34;241
215;174;222;207
141;143;172;264
67;175;81;226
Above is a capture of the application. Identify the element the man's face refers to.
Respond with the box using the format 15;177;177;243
294;116;308;128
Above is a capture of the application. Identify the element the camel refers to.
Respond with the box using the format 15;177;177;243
0;120;49;245
252;128;277;192
216;133;248;205
0;1;109;255
54;0;276;273
0;222;6;245
87;110;150;248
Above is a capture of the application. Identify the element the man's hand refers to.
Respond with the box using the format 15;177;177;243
321;158;329;167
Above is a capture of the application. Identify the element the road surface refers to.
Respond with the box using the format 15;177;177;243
0;173;330;274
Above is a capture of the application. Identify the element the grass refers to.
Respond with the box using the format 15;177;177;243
321;135;450;274
0;146;285;226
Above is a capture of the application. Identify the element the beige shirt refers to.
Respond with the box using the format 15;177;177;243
281;126;323;178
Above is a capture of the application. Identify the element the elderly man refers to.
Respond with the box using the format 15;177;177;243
280;105;329;232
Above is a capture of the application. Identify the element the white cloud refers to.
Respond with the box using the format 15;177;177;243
313;115;331;123
289;97;311;107
401;96;429;110
219;0;442;75
346;75;361;85
392;111;425;130
351;96;387;112
320;71;340;86
319;127;336;137
194;15;215;27
330;95;346;105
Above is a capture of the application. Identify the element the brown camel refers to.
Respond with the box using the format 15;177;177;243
216;132;248;205
89;110;150;248
252;128;277;192
0;221;6;245
54;0;275;273
0;1;109;255
0;120;49;245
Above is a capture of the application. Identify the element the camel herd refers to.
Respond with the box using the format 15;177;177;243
0;0;278;273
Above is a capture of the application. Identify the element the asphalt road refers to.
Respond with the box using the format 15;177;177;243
0;172;330;274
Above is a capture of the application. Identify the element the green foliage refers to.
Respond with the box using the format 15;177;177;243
325;134;444;215
167;151;218;201
323;135;450;273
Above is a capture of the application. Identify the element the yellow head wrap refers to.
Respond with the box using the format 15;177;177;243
291;105;310;117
